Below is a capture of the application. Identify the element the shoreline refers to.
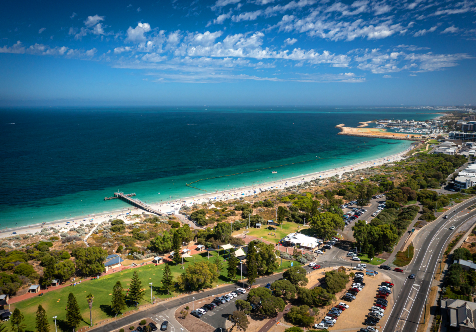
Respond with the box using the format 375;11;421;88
0;142;416;239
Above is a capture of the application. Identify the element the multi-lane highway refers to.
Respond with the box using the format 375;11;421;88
383;196;476;332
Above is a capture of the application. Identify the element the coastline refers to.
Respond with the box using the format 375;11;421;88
0;142;416;239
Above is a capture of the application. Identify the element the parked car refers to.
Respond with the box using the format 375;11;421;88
338;302;349;309
160;321;169;331
382;281;394;287
191;310;202;318
149;323;158;331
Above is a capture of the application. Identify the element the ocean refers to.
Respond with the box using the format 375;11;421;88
0;107;437;228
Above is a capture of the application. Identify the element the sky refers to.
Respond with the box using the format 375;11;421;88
0;0;475;106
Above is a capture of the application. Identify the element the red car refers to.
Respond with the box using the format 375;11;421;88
375;303;387;309
394;268;404;272
384;281;394;286
350;288;360;293
336;305;346;311
313;265;321;270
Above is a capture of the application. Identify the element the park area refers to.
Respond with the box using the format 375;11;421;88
233;222;308;244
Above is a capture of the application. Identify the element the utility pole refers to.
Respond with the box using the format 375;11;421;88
149;282;153;303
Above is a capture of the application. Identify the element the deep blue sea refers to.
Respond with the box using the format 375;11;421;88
0;107;437;228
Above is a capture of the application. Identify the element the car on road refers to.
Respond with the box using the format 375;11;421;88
379;265;391;270
352;256;361;261
357;263;367;268
149;323;158;331
347;252;355;257
394;268;404;272
160;321;169;331
313;265;321;270
449;226;456;230
236;288;246;294
408;274;416;279
309;262;317;267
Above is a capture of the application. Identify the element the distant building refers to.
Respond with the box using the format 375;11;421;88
104;254;124;272
441;299;476;331
28;285;40;293
281;233;322;249
454;177;476;190
454;259;476;271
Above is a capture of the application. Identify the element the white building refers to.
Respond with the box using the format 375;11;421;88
282;233;322;249
454;176;476;190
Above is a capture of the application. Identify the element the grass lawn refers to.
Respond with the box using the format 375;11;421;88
233;221;306;244
13;250;300;331
357;254;385;265
427;139;439;144
13;251;232;332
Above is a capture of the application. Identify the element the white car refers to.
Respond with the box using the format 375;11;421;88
338;302;349;309
449;226;455;230
227;293;236;298
347;252;355;257
197;308;206;314
315;250;323;255
314;322;333;329
371;306;385;313
352;283;364;289
357;263;367;268
369;311;384;318
367;327;379;332
236;288;247;293
379;286;391;291
309;262;316;267
352;256;361;261
324;317;337;324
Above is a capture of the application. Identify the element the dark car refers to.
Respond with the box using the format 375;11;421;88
160;321;169;331
408;274;416;279
365;319;377;326
394;268;404;272
380;265;391;270
136;327;143;332
149;323;158;331
191;310;203;318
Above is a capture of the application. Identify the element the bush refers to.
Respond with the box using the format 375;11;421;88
129;326;134;330
139;319;146;325
120;329;125;332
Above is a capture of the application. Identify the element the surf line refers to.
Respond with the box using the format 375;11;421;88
185;156;348;191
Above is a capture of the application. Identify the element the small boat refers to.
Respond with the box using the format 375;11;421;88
272;171;277;174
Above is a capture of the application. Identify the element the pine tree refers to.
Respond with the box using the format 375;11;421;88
40;255;55;288
10;308;25;332
246;242;258;286
66;292;82;332
213;256;224;274
128;270;144;305
368;245;375;260
227;249;239;280
161;264;174;294
111;281;126;315
35;305;49;332
172;231;182;265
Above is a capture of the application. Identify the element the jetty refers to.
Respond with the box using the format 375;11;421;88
106;192;163;216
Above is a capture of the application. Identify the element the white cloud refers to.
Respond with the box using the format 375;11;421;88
137;7;142;12
213;13;231;24
84;15;105;27
383;75;392;78
255;0;275;4
142;53;166;62
265;0;317;16
70;12;77;19
85;48;97;57
373;2;392;15
92;23;105;35
232;10;263;22
211;0;240;11
188;31;223;46
0;41;25;54
126;23;151;43
284;37;298;45
414;25;438;37
39;28;46;34
441;26;459;34
114;46;132;54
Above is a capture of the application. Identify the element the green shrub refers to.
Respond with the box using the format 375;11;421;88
139;319;146;325
129;326;134;330
120;329;125;332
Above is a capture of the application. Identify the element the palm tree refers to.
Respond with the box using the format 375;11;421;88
86;293;94;327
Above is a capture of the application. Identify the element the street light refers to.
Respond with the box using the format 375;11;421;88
193;297;195;311
53;316;57;332
149;282;153;303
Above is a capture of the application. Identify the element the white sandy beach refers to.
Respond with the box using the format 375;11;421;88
0;144;415;240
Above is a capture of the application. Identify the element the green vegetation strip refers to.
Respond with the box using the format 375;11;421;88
393;245;414;267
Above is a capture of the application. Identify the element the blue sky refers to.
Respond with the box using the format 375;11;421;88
0;0;475;106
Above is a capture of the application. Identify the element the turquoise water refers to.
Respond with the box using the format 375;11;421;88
0;107;436;227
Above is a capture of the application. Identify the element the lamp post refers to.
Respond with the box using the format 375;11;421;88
149;282;153;303
193;297;195;311
53;316;57;332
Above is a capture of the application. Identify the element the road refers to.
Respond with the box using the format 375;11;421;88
383;196;476;332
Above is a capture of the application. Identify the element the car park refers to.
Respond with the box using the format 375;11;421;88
347;252;355;256
315;249;324;254
375;303;386;310
336;305;347;311
366;327;379;332
376;294;388;299
376;298;388;305
369;311;384;319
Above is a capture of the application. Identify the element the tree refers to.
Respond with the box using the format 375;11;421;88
177;261;219;291
255;242;279;275
161;264;174;295
283;266;308;287
111;281;126;315
277;206;289;227
214;222;232;242
368;245;375;261
246;242;258;286
86;293;94;326
11;308;25;332
284;305;315;327
128;271;144;305
72;247;107;276
148;232;173;254
229;310;250;331
172;231;182;265
227;249;239;280
66;293;82;332
35;305;49;332
309;212;345;240
270;279;297;301
39;255;55;288
213;256;224;274
235;299;252;314
55;260;75;281
260;296;285;317
325;270;349;294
